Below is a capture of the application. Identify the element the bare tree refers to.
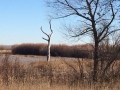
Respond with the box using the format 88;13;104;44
100;32;120;78
40;20;53;61
46;0;120;81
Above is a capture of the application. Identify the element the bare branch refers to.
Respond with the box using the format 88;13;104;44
70;27;93;38
40;27;49;37
51;13;76;19
42;37;48;41
98;2;116;41
99;29;120;42
49;20;53;37
93;0;99;16
61;0;92;21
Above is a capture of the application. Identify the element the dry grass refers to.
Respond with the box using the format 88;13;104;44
0;50;12;54
0;55;120;90
0;81;120;90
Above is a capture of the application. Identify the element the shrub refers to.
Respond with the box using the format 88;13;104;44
12;43;43;55
51;44;71;57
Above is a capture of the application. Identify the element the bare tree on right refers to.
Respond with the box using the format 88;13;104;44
46;0;120;81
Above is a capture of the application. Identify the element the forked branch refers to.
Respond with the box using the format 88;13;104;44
40;20;53;41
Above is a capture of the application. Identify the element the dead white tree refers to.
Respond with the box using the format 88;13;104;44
40;20;53;61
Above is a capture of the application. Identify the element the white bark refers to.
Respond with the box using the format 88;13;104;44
40;20;53;61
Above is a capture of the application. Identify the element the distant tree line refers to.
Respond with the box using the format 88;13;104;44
11;43;93;58
11;43;120;59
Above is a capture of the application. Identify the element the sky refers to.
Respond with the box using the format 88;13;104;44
0;0;90;45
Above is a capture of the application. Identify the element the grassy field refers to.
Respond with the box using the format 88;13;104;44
1;83;120;90
0;55;120;90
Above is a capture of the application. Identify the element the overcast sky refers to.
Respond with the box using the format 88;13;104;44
0;0;90;45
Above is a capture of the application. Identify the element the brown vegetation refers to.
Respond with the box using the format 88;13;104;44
0;55;120;90
0;50;12;54
11;43;92;58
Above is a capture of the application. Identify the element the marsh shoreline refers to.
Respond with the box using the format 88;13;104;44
0;54;77;63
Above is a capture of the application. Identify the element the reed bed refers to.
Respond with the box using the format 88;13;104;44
12;43;92;58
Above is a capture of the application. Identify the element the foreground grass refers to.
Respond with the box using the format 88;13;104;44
0;55;120;90
0;82;120;90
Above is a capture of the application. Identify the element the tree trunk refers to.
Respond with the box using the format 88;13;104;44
93;42;99;81
47;39;51;61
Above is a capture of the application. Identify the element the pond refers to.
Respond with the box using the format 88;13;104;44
0;54;77;63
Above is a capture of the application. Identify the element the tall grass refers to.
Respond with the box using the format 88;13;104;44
0;55;120;90
12;43;92;58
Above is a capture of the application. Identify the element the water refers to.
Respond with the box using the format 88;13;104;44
0;55;46;63
0;55;77;63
